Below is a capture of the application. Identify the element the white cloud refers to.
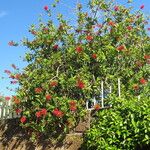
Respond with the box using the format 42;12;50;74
0;11;7;18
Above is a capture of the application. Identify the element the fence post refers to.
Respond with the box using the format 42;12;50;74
86;100;89;109
118;78;121;98
101;81;104;108
109;85;112;94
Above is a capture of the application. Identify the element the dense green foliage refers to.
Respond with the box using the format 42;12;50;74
83;96;150;150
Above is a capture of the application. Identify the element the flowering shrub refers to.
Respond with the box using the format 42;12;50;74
6;0;149;142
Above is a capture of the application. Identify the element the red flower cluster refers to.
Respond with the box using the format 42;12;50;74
69;100;77;111
13;96;21;104
8;41;18;46
8;41;15;46
94;104;101;110
52;108;63;118
20;116;26;123
140;5;144;9
148;28;150;31
53;44;59;50
15;109;22;114
91;53;97;59
4;70;11;74
114;6;119;11
31;30;37;35
144;55;150;59
117;45;125;51
5;96;11;101
108;21;115;27
69;100;76;105
44;5;48;11
45;94;52;101
86;35;93;41
34;87;43;93
139;78;147;85
11;64;17;69
76;80;85;89
15;74;21;80
127;26;132;30
41;108;47;115
10;80;18;84
76;46;83;53
36;108;47;118
50;81;58;87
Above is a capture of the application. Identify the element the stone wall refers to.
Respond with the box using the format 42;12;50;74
0;111;91;150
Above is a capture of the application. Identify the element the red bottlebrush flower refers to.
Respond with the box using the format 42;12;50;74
69;100;76;106
114;6;119;11
20;116;26;123
45;94;52;100
133;84;139;90
86;35;93;41
8;41;18;46
52;108;64;118
144;55;150;59
15;109;22;114
53;44;59;50
127;26;132;30
34;87;43;93
50;81;58;87
8;41;14;46
139;78;147;85
10;81;18;84
108;21;115;26
140;5;144;9
44;5;48;11
148;28;150;31
15;74;21;80
36;111;42;118
69;106;77;111
94;104;101;110
11;64;17;69
12;96;17;99
31;30;37;35
76;80;85;89
14;97;20;104
117;45;125;51
5;96;11;101
76;46;83;53
4;70;11;74
40;108;47;116
43;27;49;31
92;53;97;59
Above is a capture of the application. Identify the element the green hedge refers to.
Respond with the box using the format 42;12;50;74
82;96;150;150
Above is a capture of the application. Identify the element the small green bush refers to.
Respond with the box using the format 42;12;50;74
83;96;150;150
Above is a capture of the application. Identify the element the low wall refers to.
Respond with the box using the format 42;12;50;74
0;112;91;150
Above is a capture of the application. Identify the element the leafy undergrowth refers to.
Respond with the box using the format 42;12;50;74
82;96;150;150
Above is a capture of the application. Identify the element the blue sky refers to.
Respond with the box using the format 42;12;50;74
0;0;149;96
